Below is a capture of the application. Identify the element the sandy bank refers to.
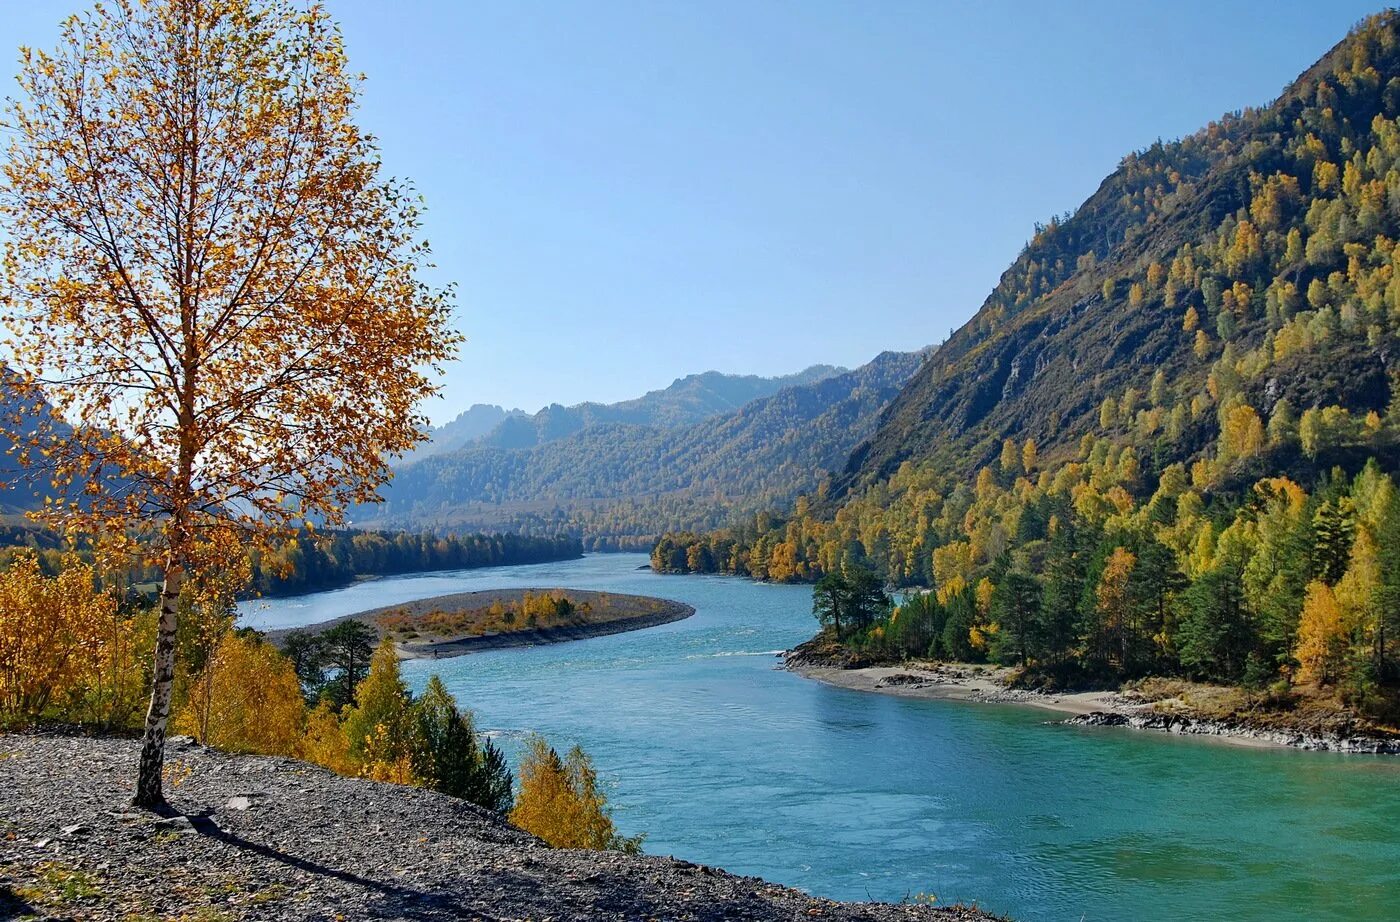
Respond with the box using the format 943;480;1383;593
788;658;1400;753
790;661;1128;718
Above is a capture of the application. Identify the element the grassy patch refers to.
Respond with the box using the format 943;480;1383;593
15;861;102;906
248;883;288;906
1129;678;1250;717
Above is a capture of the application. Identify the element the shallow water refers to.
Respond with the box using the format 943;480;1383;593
239;553;1400;921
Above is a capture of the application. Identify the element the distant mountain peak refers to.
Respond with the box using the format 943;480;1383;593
428;363;850;455
362;349;926;533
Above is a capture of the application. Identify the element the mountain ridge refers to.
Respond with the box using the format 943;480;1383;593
652;14;1400;708
366;350;927;535
470;364;845;452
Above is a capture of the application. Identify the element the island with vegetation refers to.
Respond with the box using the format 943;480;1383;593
273;588;695;660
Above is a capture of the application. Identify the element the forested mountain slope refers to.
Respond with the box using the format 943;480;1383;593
475;364;843;451
658;15;1400;706
367;350;925;532
0;382;69;514
837;16;1400;496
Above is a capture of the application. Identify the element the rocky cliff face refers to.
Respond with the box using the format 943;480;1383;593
0;734;994;921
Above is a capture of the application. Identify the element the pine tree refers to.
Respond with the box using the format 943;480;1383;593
1375;484;1400;679
1176;563;1253;682
319;621;377;709
843;565;891;635
1313;499;1356;584
991;572;1042;666
813;573;847;638
412;676;513;813
281;630;326;702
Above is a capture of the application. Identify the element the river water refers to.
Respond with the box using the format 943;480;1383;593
239;553;1400;921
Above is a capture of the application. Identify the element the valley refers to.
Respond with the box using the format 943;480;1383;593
4;4;1399;921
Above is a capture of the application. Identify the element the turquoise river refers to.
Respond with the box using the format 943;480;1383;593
239;553;1400;921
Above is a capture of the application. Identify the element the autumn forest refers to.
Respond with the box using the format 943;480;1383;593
3;3;1400;921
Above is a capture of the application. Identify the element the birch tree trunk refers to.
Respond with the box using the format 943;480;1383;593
133;563;184;808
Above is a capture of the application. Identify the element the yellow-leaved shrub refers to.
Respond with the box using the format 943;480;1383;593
175;631;305;756
509;735;640;853
0;554;127;726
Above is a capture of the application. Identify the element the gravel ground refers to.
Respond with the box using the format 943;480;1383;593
0;733;997;921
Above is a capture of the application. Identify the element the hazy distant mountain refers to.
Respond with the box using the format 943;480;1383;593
474;365;845;451
404;404;526;464
366;351;926;531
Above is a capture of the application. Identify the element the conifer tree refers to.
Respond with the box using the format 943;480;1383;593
1296;581;1347;686
412;675;513;813
991;572;1042;666
509;736;640;853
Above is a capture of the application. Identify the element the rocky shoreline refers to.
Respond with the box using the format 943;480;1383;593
1065;710;1400;754
0;733;995;921
783;639;1400;755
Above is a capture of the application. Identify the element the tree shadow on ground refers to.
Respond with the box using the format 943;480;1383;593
188;813;469;921
0;883;39;919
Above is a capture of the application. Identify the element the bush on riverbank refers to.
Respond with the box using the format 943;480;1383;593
511;735;643;854
0;554;153;731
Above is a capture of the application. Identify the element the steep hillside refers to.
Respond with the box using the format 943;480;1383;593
0;381;68;515
836;14;1400;496
478;364;844;450
657;15;1400;705
368;350;924;533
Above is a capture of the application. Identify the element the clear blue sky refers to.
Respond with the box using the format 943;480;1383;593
0;1;1384;422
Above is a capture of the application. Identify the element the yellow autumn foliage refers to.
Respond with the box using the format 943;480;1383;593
1295;582;1348;686
510;736;622;851
175;632;305;756
0;555;124;725
301;700;355;774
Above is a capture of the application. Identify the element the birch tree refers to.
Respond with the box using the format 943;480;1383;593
0;0;459;807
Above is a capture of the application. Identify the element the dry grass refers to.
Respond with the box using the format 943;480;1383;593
1127;678;1253;718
